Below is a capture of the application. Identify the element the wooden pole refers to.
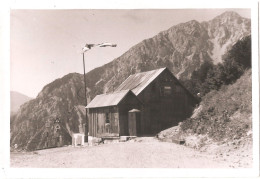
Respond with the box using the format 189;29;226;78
83;52;88;143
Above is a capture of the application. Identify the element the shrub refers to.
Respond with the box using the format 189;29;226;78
180;69;252;142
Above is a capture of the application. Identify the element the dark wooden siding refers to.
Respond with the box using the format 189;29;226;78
118;92;142;136
88;106;119;137
88;92;142;137
137;70;197;134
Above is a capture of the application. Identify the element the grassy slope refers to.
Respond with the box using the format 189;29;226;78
158;69;252;148
182;69;252;140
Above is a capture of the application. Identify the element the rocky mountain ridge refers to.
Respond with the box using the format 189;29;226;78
10;11;251;150
10;91;32;114
94;11;250;93
11;73;86;150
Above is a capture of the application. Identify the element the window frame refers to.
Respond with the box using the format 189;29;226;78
161;85;172;96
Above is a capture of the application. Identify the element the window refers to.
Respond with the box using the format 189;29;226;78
105;113;110;123
164;86;172;95
161;86;172;96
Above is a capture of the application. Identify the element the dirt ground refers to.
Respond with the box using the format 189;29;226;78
10;137;252;168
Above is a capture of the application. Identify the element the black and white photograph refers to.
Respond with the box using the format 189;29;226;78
1;0;259;178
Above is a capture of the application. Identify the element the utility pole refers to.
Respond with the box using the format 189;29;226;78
82;42;117;143
82;52;88;142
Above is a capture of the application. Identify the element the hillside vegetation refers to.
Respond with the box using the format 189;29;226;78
182;35;251;97
157;68;252;168
10;73;86;151
181;69;251;142
158;35;252;151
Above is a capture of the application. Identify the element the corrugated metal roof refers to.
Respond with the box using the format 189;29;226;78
115;67;166;95
86;90;130;108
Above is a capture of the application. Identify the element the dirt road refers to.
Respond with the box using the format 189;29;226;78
10;137;250;168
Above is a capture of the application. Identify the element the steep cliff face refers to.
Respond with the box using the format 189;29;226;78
10;11;251;150
90;11;250;93
11;73;86;150
204;11;251;64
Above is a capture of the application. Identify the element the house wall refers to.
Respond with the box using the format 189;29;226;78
88;92;142;137
137;70;197;134
118;92;142;136
88;106;119;137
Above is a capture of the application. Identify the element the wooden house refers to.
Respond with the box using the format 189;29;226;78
86;67;198;137
86;90;142;137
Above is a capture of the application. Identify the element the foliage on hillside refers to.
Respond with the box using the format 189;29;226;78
182;35;251;97
180;35;251;142
180;69;252;141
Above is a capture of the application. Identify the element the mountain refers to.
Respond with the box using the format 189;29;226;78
11;73;86;150
87;11;250;94
10;11;251;151
203;11;251;64
10;91;32;113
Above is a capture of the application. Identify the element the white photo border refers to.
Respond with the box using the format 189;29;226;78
1;0;259;178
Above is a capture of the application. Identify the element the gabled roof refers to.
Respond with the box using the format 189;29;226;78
86;90;132;108
115;67;199;103
114;67;166;95
87;67;199;109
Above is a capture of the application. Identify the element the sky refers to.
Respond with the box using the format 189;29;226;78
10;9;251;98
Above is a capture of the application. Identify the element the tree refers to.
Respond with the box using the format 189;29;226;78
191;60;214;83
221;35;251;85
221;59;244;85
204;64;225;91
222;35;251;69
181;35;251;98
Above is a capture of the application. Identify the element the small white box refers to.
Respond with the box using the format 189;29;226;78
72;133;85;146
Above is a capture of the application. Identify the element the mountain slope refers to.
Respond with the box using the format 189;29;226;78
204;11;251;63
183;69;252;140
157;69;252;168
10;91;32;113
84;11;250;95
10;73;86;150
158;69;252;146
10;11;251;151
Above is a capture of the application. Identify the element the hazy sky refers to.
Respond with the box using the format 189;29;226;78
10;9;250;98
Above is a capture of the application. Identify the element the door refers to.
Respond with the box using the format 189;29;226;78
136;112;141;136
